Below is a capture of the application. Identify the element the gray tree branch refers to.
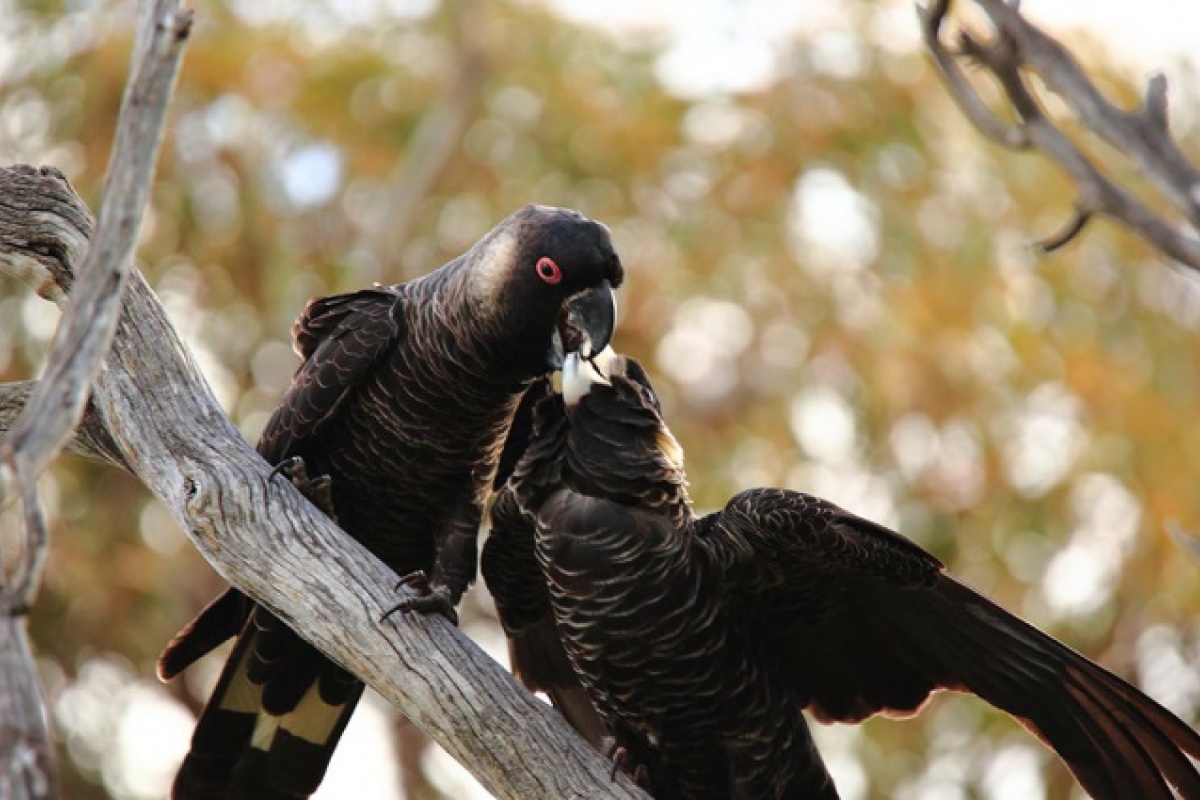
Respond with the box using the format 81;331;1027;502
0;165;646;799
0;382;126;468
0;0;190;518
0;615;55;800
918;0;1200;267
0;2;191;797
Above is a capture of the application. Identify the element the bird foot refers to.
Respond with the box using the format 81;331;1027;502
601;738;650;788
381;571;459;625
270;456;338;522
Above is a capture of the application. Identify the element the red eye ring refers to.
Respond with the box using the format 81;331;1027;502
536;256;563;285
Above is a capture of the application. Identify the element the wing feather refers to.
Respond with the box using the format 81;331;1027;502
257;287;403;464
482;484;608;746
492;379;552;491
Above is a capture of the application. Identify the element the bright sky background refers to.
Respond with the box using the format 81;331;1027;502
78;2;1200;799
550;0;1200;97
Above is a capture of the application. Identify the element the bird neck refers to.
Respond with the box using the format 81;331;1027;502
564;397;694;528
407;267;538;391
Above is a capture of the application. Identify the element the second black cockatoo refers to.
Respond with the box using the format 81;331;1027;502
492;348;1200;800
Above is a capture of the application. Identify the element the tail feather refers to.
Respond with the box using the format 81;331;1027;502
172;622;263;800
258;680;365;797
227;748;306;800
252;617;324;715
159;588;251;681
172;607;365;800
221;680;365;800
509;615;608;746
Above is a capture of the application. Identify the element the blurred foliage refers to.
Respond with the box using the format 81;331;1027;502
4;0;1200;798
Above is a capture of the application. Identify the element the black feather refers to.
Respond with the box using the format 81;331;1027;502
482;481;608;746
157;588;251;681
517;352;1200;800
164;205;623;799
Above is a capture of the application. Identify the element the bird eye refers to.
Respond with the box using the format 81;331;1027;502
535;256;563;285
641;386;657;407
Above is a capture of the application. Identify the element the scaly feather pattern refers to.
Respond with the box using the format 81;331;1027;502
482;482;609;746
514;351;1200;800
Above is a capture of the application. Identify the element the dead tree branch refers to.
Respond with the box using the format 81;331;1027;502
918;0;1200;267
0;1;190;512
0;163;646;798
0;2;191;796
0;383;125;468
0;614;54;800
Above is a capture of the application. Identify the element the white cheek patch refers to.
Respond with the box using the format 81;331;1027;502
468;227;518;305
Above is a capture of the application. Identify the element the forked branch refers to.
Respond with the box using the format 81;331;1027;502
0;3;643;797
918;0;1200;267
0;2;191;797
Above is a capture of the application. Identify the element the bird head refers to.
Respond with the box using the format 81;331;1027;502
458;204;623;377
559;347;691;520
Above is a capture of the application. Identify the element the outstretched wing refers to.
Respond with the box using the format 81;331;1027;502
704;487;1200;800
257;286;404;464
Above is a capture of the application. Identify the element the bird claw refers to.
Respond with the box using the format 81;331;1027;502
601;738;650;787
269;456;338;521
381;571;459;625
392;569;431;595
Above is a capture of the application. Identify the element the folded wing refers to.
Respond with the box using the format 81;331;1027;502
482;484;609;746
258;287;404;463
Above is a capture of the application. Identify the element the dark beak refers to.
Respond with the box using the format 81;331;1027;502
546;281;617;369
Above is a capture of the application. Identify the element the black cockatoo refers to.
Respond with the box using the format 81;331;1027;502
159;205;623;799
491;347;1200;800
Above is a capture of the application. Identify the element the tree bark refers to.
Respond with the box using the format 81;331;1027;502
0;618;55;800
0;2;191;797
0;383;124;469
